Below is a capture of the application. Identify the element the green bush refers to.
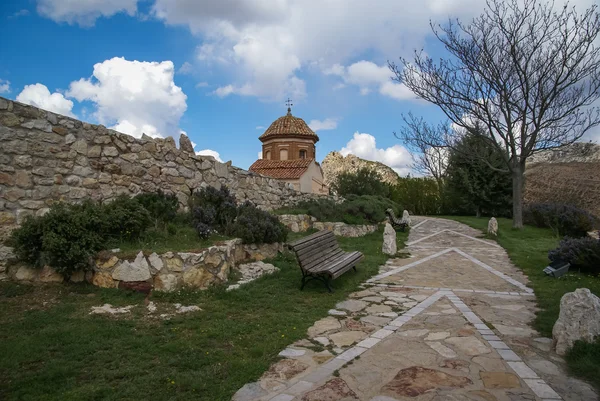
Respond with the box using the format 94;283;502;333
190;186;288;244
391;177;442;215
102;195;151;240
548;236;600;275
10;202;107;277
9;194;157;278
135;191;179;228
285;195;399;225
331;167;392;197
524;203;597;238
233;202;288;244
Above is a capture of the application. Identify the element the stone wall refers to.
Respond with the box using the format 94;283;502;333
6;239;283;292
277;214;379;237
0;97;330;239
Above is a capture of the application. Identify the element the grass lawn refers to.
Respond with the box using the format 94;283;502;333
443;216;600;388
0;227;407;401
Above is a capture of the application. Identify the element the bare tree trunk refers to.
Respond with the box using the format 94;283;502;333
511;165;524;229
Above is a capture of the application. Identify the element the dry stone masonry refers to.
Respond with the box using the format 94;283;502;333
0;97;330;240
277;214;378;237
7;239;283;292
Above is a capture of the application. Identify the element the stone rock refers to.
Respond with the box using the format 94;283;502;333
336;299;367;312
179;133;195;153
382;367;472;397
328;309;347;316
90;304;134;315
426;331;450;341
365;304;392;314
307;316;342;337
148;252;163;273
15;265;38;281
401;210;411;226
480;372;521;389
488;217;498;236
553;288;600;355
111;252;151;282
153;274;178;292
97;255;119;270
472;356;507;372
382;223;397;256
301;378;358;401
426;341;458;358
493;324;536;337
398;329;430;337
183;267;214;289
263;358;309;382
444;337;491;356
329;330;368;347
361;296;384;303
92;271;117;288
278;348;306;357
360;315;392;326
314;336;330;346
174;304;201;313
70;270;85;283
232;382;267;401
163;254;183;272
38;265;64;283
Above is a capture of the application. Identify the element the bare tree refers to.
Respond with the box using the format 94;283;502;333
395;113;449;187
390;0;600;228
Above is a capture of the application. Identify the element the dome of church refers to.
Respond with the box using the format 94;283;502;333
258;108;319;142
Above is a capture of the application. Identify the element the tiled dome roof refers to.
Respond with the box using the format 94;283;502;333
259;109;319;142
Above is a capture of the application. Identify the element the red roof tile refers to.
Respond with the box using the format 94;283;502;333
259;111;319;142
249;159;313;179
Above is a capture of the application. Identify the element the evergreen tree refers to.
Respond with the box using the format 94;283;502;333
331;167;391;197
444;132;512;217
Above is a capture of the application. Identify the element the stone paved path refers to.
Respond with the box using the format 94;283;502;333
233;217;598;401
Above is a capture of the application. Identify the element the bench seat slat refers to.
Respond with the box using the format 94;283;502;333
314;252;363;278
295;237;339;258
304;249;346;272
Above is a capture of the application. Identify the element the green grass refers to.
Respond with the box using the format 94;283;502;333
443;216;600;389
0;227;408;401
108;225;232;258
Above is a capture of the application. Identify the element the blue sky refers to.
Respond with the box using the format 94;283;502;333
1;0;597;172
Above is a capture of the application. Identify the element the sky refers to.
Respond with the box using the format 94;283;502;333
0;0;598;173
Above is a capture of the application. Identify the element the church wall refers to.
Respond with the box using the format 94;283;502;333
262;139;316;161
0;97;330;239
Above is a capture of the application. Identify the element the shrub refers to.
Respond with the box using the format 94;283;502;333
391;177;442;216
190;186;237;233
102;195;152;240
10;202;107;277
524;203;597;238
548;235;600;275
287;195;400;225
331;167;392;197
135;191;179;228
232;202;288;244
9;195;154;278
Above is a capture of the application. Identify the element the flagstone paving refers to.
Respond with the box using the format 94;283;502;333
233;217;598;401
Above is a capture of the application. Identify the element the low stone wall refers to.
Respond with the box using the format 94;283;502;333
0;97;335;241
5;240;284;292
277;214;378;237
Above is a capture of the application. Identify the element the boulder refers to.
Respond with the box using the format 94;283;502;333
179;133;195;153
553;288;600;355
488;217;498;236
382;223;397;255
402;210;411;226
112;252;151;282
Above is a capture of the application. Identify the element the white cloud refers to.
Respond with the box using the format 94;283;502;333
178;62;193;75
326;61;416;101
195;81;209;88
256;126;265;130
16;83;75;117
257;151;263;159
0;79;10;94
9;9;29;18
37;0;137;26
196;149;223;162
213;85;235;97
67;57;187;139
309;118;339;132
150;0;495;101
340;132;413;176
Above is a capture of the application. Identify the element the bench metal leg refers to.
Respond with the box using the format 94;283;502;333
352;266;357;272
300;273;333;293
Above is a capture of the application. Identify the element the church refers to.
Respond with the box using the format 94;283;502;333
249;107;329;194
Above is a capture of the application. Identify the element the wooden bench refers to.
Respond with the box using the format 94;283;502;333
288;230;364;292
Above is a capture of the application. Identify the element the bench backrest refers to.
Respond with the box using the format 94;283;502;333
288;230;342;270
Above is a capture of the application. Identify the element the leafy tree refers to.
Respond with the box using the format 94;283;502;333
392;0;600;227
331;167;391;197
444;131;512;217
